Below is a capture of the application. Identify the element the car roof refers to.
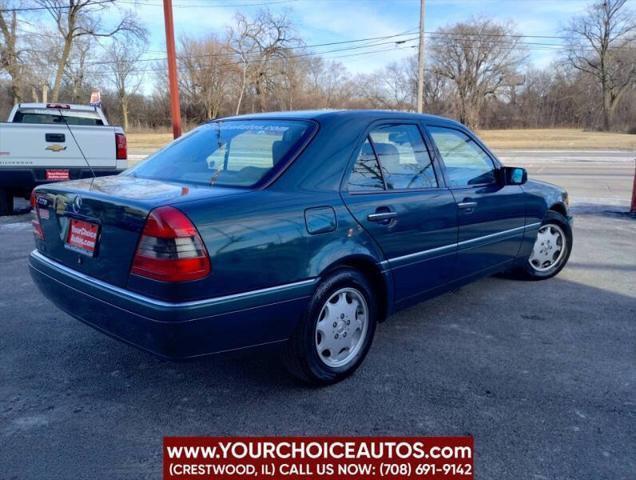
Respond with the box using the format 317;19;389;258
217;109;464;127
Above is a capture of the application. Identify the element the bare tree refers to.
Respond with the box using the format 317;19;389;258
104;32;148;130
430;19;526;128
35;0;145;102
228;13;257;115
228;9;300;113
264;54;301;110
0;1;24;103
304;58;351;108
564;0;636;130
23;29;61;102
64;35;94;102
179;35;235;121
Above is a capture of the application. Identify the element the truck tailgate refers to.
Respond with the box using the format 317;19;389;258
0;123;118;169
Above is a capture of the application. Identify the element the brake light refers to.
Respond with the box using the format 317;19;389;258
46;103;70;109
131;206;210;282
115;133;127;160
30;191;44;240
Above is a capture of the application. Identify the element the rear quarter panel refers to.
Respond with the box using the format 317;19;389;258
165;190;386;303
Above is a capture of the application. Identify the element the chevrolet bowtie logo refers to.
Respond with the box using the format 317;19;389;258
46;144;67;152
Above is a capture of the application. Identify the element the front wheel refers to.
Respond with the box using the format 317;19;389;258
283;268;377;385
516;211;572;280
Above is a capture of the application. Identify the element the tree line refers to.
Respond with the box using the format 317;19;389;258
0;0;634;132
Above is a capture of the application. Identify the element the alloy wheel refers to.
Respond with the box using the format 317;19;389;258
314;288;369;368
529;223;566;272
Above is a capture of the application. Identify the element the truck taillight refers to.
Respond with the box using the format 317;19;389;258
131;206;210;282
46;103;70;109
30;191;44;240
115;133;127;160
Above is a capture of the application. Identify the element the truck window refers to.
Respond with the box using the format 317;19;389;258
12;110;104;126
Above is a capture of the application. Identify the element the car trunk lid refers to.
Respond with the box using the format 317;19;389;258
32;175;244;287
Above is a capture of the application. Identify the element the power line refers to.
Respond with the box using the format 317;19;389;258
19;32;634;71
70;43;420;79
0;0;295;12
119;0;298;7
19;29;421;67
0;0;115;12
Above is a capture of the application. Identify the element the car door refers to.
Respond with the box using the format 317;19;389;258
426;125;526;280
341;122;458;303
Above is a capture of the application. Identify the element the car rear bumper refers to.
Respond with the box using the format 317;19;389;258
29;250;315;359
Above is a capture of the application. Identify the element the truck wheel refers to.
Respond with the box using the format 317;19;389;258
0;189;13;216
283;268;377;385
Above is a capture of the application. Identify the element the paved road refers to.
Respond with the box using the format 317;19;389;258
1;151;635;479
497;150;634;210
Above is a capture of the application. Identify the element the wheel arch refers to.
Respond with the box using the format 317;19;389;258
548;202;567;218
320;254;392;322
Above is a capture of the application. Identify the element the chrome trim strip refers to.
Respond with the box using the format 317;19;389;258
30;250;317;309
381;223;538;266
456;224;526;248
382;242;456;265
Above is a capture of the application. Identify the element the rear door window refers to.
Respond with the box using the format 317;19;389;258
348;138;385;191
369;125;437;190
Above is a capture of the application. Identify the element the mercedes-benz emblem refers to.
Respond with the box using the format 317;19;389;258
72;195;82;214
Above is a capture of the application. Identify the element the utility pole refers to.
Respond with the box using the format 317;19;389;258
163;0;182;139
416;0;426;113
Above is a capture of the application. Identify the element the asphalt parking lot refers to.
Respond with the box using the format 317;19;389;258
1;151;635;479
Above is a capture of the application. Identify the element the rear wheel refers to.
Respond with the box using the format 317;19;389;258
0;189;13;216
283;268;377;385
515;211;572;280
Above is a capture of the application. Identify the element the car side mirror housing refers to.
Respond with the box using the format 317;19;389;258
503;166;527;185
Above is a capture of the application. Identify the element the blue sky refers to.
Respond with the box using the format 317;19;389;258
128;0;634;74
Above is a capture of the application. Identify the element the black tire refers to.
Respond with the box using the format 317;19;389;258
283;268;378;385
0;189;13;216
513;210;573;280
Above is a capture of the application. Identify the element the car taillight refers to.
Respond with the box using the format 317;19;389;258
115;133;127;160
131;206;210;282
30;191;44;240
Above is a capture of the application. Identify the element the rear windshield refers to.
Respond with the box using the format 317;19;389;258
128;120;313;187
13;109;103;126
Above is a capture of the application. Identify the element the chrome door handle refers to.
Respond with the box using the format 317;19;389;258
458;202;477;209
367;211;398;222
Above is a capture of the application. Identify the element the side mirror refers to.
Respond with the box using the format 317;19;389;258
503;166;527;185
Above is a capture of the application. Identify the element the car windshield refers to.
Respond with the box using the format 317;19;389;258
128;120;313;187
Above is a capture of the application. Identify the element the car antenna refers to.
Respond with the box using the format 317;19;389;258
57;107;96;186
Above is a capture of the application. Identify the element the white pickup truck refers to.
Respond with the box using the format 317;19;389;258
0;103;128;215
